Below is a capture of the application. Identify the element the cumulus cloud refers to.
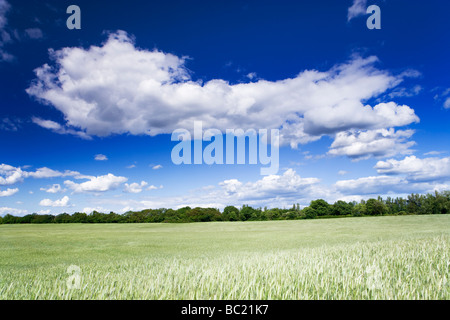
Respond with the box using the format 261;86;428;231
40;184;65;193
374;156;450;182
335;155;450;196
328;128;416;160
124;181;148;193
335;174;450;196
95;169;325;211
26;31;419;155
335;175;405;195
0;187;18;197
152;165;162;170
444;97;450;109
94;154;108;161
64;173;127;193
0;206;27;216
39;195;70;207
82;206;109;214
0;164;25;185
347;0;367;21
27;167;82;179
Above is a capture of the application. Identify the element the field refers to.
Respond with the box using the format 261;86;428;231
0;215;449;300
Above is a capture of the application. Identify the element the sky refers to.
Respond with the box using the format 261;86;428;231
0;0;449;216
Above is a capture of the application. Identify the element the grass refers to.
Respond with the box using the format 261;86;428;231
0;215;449;299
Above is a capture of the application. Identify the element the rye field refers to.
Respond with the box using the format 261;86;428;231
0;215;449;300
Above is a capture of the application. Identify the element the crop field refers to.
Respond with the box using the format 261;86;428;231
0;215;449;300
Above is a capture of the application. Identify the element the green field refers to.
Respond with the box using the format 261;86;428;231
0;215;449;299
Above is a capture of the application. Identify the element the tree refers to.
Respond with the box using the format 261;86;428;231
366;199;387;216
332;200;352;216
239;205;255;221
55;213;73;223
302;207;317;219
222;206;239;221
72;212;88;223
352;203;366;216
310;199;330;216
2;214;19;224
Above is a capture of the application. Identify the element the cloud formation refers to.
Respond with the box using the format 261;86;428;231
374;156;450;182
0;0;13;62
94;154;108;161
27;31;419;158
64;173;127;193
328;128;415;160
347;0;367;21
0;187;18;197
40;184;65;193
39;196;70;207
124;181;148;193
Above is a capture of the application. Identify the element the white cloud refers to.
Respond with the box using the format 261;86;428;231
82;206;108;214
374;156;450;182
38;209;51;214
0;117;20;131
0;0;13;62
32;117;91;139
0;0;8;30
444;97;450;109
40;184;65;193
93;169;327;212
24;28;43;39
424;151;445;156
1;163;89;187
347;0;367;21
65;173;127;193
0;187;18;197
27;167;82;179
152;164;163;170
0;207;27;216
338;170;349;176
328;128;416;160
0;164;25;185
388;85;422;99
124;181;148;193
39;195;70;207
27;31;419;153
95;154;108;161
335;175;405;195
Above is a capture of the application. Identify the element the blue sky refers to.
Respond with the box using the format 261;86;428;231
1;0;449;216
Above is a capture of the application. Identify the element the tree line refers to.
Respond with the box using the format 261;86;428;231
1;191;449;224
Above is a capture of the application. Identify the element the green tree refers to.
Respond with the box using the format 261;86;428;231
239;205;255;221
55;213;73;223
222;206;239;221
310;199;330;216
352;203;366;216
366;199;387;216
72;212;88;223
302;207;317;219
332;200;352;216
